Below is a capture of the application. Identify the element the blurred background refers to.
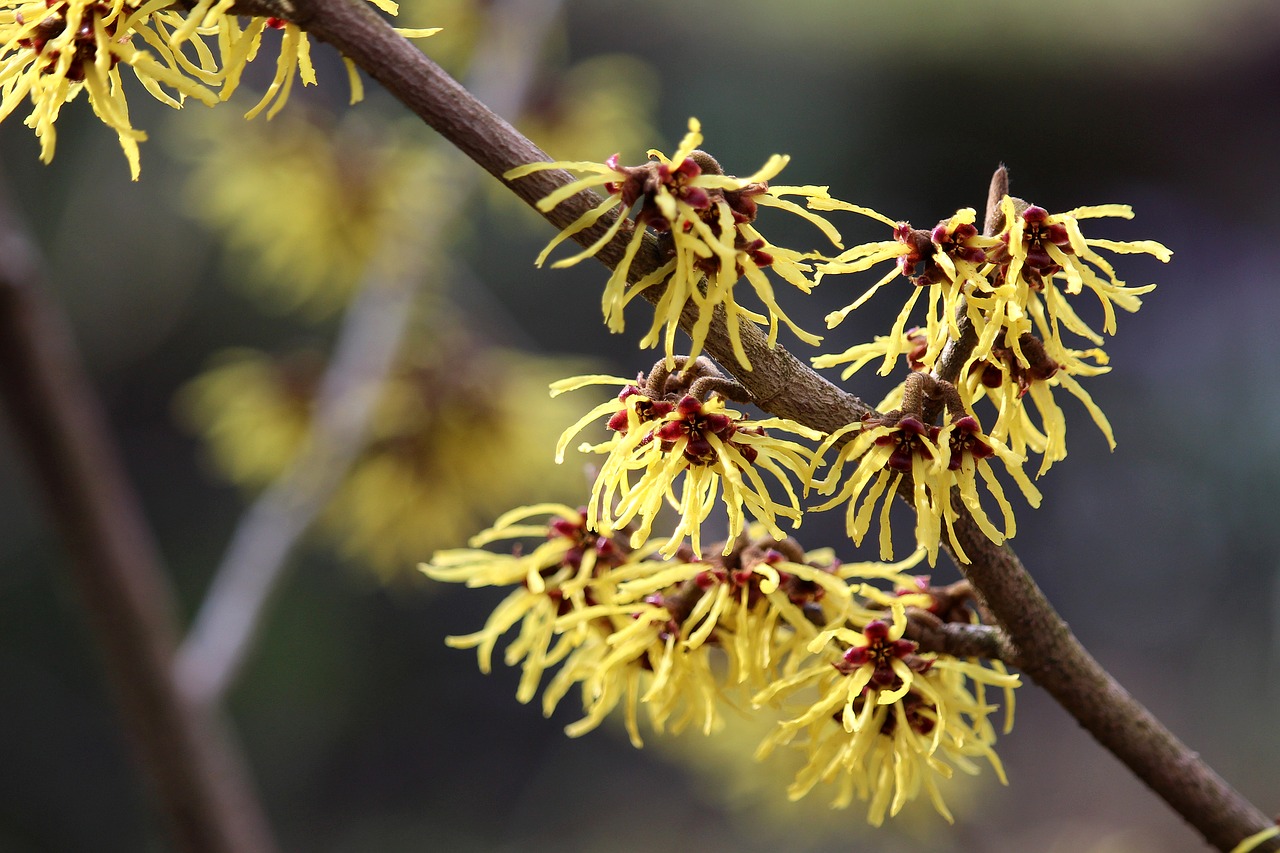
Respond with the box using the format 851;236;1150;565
2;0;1279;850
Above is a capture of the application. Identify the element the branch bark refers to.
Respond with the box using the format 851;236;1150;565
243;1;1276;849
0;177;278;852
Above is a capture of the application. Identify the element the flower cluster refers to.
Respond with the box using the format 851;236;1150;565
815;193;1169;477
434;128;1171;827
424;518;1016;822
812;371;1041;565
506;117;844;369
0;0;436;177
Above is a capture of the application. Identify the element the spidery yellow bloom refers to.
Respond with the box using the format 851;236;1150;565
811;373;1038;565
985;198;1170;360
816;206;998;376
1;0;219;178
1;0;436;176
963;332;1113;477
754;593;1018;824
506;117;844;369
553;358;822;558
428;510;1018;823
423;503;633;704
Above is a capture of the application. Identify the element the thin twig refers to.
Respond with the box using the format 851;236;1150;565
174;0;568;707
266;3;1279;849
903;617;1022;669
0;173;278;852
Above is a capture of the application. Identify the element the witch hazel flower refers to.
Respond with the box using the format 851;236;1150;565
506;117;845;369
811;372;1038;565
753;594;1018;823
0;0;436;176
964;331;1114;476
813;204;1001;376
979;196;1171;359
421;503;632;704
551;357;821;558
0;0;220;178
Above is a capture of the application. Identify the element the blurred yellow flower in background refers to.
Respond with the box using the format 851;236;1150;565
179;337;594;578
174;107;444;319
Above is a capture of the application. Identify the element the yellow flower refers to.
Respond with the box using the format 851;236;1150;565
429;507;1018;821
1;0;219;178
812;326;932;380
811;374;1038;565
816;207;998;376
986;197;1170;355
754;597;1018;824
605;529;861;690
963;331;1114;477
424;503;634;704
176;347;316;488
1;0;435;176
178;340;592;577
171;0;437;119
174;108;440;319
506;117;844;369
552;358;822;558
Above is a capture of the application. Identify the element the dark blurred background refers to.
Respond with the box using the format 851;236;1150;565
2;1;1279;851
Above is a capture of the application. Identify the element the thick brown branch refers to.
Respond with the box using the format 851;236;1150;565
0;180;277;853
277;3;1276;850
944;527;1277;852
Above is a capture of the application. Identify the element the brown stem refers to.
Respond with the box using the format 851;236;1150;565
945;526;1276;852
903;614;1022;668
272;3;1276;849
0;181;277;851
926;164;1008;406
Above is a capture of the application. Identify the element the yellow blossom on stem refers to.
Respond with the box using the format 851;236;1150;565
506;117;844;369
963;331;1114;477
810;373;1038;565
0;0;435;175
753;597;1018;823
171;0;436;119
422;503;633;703
815;205;998;375
552;358;822;558
1;0;219;178
989;197;1170;346
428;509;1017;819
812;326;933;380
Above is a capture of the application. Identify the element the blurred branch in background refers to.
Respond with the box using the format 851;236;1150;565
174;0;568;708
0;171;278;853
